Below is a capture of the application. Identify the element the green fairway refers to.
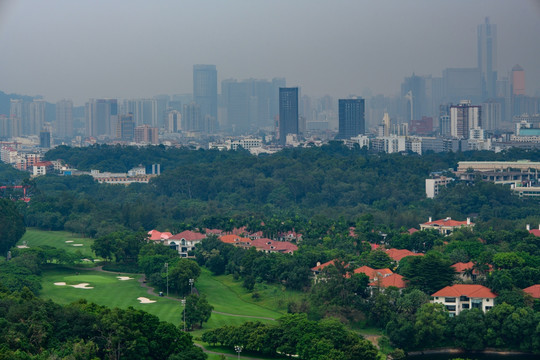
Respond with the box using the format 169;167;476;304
18;228;97;260
196;268;285;319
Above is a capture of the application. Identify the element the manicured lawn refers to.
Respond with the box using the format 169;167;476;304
196;268;301;318
18;228;97;260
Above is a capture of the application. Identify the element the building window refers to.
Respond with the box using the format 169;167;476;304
460;296;469;301
485;306;492;311
445;297;456;303
471;299;482;309
446;305;456;311
462;303;470;309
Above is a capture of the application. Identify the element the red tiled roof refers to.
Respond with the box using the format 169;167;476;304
147;230;172;241
523;284;540;299
205;228;223;235
370;243;380;250
231;226;247;235
311;259;338;272
385;248;424;262
353;266;393;280
431;284;497;298
452;261;474;273
422;218;472;227
408;228;419;234
251;238;298;253
169;230;206;241
529;229;540;237
369;273;407;289
220;234;251;245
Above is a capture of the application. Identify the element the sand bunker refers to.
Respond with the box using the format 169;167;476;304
65;240;74;243
72;244;83;247
117;276;134;281
17;245;29;248
70;283;93;289
54;282;67;286
137;297;156;304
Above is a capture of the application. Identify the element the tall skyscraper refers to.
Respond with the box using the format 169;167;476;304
29;100;46;135
9;99;23;137
337;98;365;139
401;74;426;121
182;102;202;131
56;99;73;138
478;17;497;99
193;64;217;130
481;100;501;131
278;87;299;145
86;99;118;137
450;100;481;139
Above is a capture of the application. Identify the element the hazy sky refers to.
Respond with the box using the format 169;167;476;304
1;0;539;106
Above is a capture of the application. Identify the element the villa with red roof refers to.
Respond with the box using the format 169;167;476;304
528;224;540;237
420;217;474;235
251;238;297;254
369;273;407;291
147;230;173;241
431;284;496;316
352;266;393;281
167;230;206;257
523;284;540;299
219;234;252;248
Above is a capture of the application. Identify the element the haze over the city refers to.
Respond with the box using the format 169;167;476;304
1;0;539;105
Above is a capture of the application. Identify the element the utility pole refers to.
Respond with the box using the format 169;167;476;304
189;278;194;294
181;298;186;331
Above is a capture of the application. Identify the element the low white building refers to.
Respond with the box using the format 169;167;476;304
431;284;496;316
425;176;454;198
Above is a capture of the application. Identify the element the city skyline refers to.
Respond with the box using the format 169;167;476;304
0;1;539;106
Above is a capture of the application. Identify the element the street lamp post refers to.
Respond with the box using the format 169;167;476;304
189;278;194;294
165;262;169;296
234;345;243;359
181;298;186;332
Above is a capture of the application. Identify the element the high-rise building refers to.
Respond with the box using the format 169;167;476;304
478;17;497;98
512;64;525;96
116;113;135;141
182;102;201;132
278;87;299;145
56;99;73;138
9;99;23;137
86;99;118;137
39;129;51;148
193;64;218;130
134;124;158;144
481;100;502;131
167;110;182;132
401;74;426;121
450;100;481;139
337;98;365;139
443;68;483;104
29;100;46;136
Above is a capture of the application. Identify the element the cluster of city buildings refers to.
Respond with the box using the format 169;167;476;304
426;160;540;198
0;19;538;155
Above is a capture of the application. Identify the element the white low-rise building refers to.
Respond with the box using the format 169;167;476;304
431;284;496;316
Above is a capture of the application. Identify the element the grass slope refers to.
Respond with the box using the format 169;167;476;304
18;228;96;259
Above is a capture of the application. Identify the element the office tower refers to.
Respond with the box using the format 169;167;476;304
221;79;251;133
271;78;286;124
167;110;182;132
182;102;201;131
0;115;10;139
443;68;482;104
450;100;481;139
478;17;497;98
116;113;135;141
481;100;502;131
56;99;73;138
39;129;51;148
29;100;46;135
86;99;118;137
337;98;365;139
154;95;169;129
9;99;23;137
410;116;433;136
512;64;525;96
278;87;299;145
193;64;217;130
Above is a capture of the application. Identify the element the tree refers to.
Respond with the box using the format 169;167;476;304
401;252;456;294
183;294;213;330
450;309;486;350
0;198;26;255
414;303;449;348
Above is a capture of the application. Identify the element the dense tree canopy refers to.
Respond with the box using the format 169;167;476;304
0;198;26;255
